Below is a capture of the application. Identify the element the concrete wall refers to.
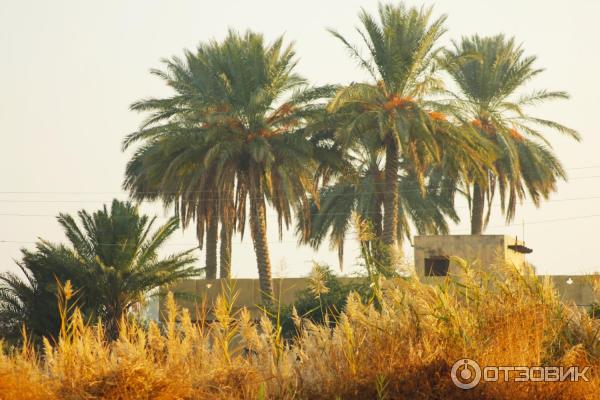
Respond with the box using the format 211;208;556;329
159;278;311;320
159;277;363;321
418;275;596;307
158;235;596;321
549;275;596;306
414;235;595;306
159;275;597;322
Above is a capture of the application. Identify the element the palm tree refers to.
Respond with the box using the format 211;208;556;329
123;127;225;279
297;133;458;271
327;3;448;260
0;200;199;341
0;243;86;343
442;35;580;234
123;31;331;301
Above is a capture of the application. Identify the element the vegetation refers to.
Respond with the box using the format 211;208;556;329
296;133;459;268
1;263;598;399
120;2;576;298
0;242;88;343
0;1;587;398
325;4;496;264
277;264;370;338
124;31;332;301
0;200;199;341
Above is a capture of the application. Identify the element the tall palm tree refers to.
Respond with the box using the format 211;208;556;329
124;31;331;301
327;3;448;260
122;41;235;279
0;200;199;341
442;35;580;234
123;125;225;279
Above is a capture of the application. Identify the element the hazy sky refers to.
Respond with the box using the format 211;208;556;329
1;0;599;278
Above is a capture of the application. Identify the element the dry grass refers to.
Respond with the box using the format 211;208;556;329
0;263;599;400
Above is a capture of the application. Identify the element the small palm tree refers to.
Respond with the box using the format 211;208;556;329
0;200;199;341
297;134;458;270
0;243;86;342
442;35;580;233
124;31;332;301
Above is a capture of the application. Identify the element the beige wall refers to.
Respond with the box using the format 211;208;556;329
159;278;313;320
160;236;596;321
159;277;364;321
160;275;597;322
549;275;597;306
419;275;596;307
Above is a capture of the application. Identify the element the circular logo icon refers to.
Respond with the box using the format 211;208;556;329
451;358;482;389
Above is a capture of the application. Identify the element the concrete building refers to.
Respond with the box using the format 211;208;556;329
413;234;595;307
414;234;529;280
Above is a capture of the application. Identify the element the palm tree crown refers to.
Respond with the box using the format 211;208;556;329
124;31;332;301
442;34;580;233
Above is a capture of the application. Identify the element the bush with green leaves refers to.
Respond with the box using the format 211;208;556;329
276;264;370;338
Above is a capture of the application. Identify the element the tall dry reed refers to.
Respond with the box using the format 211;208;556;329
0;263;598;399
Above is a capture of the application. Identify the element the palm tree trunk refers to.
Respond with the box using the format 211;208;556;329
205;216;218;279
219;217;233;279
372;204;383;237
219;190;234;279
471;182;485;235
248;173;274;303
382;139;399;249
105;305;122;342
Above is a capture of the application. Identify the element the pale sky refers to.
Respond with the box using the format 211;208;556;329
1;0;599;278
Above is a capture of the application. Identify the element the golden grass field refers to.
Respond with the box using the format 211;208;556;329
1;264;598;400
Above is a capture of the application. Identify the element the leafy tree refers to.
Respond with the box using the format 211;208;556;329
0;200;199;341
442;35;580;233
124;31;333;302
278;264;369;339
325;3;494;263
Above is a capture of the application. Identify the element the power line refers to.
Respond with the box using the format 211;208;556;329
0;174;599;203
1;213;599;247
456;214;600;232
1;194;600;218
0;168;599;196
568;165;600;170
2;193;600;205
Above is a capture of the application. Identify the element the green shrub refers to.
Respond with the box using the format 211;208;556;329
277;264;370;338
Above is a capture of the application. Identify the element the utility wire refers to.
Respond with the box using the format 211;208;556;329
2;193;600;205
0;174;599;202
1;213;599;247
0;194;599;218
7;165;600;196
